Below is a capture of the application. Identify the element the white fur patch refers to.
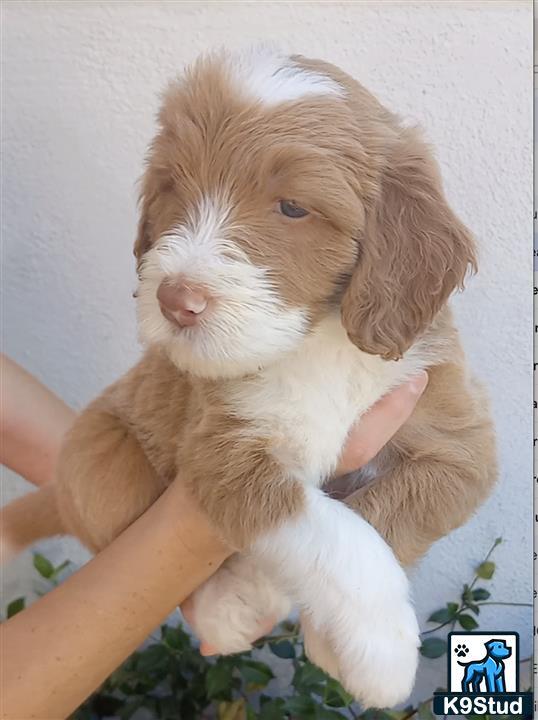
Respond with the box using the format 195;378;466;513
227;315;448;485
252;486;420;708
187;555;292;655
136;198;308;378
227;47;343;105
190;487;420;706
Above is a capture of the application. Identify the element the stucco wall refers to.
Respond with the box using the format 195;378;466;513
2;0;532;704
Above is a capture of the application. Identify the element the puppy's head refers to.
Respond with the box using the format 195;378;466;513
135;49;476;377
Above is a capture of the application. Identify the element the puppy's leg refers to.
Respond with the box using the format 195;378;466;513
189;496;419;709
252;486;420;709
345;362;497;566
186;554;292;654
182;422;419;707
179;423;302;653
1;485;63;561
55;400;166;552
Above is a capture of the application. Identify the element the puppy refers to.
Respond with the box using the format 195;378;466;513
2;49;497;708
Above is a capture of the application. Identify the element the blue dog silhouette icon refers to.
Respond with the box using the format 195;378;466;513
458;639;512;692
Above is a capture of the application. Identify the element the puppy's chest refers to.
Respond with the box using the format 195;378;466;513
226;324;424;486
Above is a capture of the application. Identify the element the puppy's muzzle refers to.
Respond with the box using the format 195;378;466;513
157;280;209;328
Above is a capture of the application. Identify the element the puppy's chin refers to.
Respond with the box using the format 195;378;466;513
164;338;276;379
137;305;309;380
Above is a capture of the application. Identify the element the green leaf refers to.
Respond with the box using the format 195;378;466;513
259;698;287;720
419;637;447;658
117;697;144;720
476;561;495;580
472;588;491;601
33;553;54;579
72;704;94;720
293;661;328;692
6;597;25;618
238;658;274;691
269;639;296;659
205;661;235;700
135;643;170;673
417;701;435;720
462;585;473;605
90;694;125;717
314;708;347;719
51;559;71;577
159;695;183;719
162;624;190;651
284;695;318;717
257;697;286;720
218;698;246;720
323;678;354;708
458;613;479;631
428;602;458;624
428;608;450;624
361;711;401;720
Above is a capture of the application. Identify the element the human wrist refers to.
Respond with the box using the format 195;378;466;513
155;480;231;566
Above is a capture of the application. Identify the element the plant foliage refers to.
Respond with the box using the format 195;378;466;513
2;538;531;720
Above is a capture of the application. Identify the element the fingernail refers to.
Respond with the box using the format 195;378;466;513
408;371;428;395
200;642;217;656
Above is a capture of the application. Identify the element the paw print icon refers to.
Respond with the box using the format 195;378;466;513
454;643;469;658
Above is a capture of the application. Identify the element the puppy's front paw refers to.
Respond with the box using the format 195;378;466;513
185;554;291;655
301;576;420;709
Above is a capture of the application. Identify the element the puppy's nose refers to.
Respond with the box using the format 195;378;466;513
157;281;209;327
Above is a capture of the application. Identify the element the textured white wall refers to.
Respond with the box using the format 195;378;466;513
2;0;532;703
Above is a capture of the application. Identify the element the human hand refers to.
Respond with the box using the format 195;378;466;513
335;371;428;475
181;371;429;654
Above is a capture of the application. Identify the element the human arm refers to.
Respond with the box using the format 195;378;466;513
0;354;75;487
0;356;230;719
1;480;230;720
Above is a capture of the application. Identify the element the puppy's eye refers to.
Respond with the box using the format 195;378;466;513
278;200;309;218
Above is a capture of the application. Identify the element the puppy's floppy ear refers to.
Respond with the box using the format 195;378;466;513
133;217;151;268
133;176;155;268
341;127;477;361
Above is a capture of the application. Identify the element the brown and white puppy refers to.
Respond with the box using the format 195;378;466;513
1;49;497;708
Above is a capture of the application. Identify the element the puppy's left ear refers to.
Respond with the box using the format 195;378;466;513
341;127;477;360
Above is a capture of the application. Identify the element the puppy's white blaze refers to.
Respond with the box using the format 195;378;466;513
228;47;343;105
251;486;420;706
136;197;308;378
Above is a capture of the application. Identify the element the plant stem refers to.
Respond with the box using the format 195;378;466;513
253;631;300;648
423;539;507;637
421;619;455;636
468;538;502;591
400;697;434;720
477;601;532;608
